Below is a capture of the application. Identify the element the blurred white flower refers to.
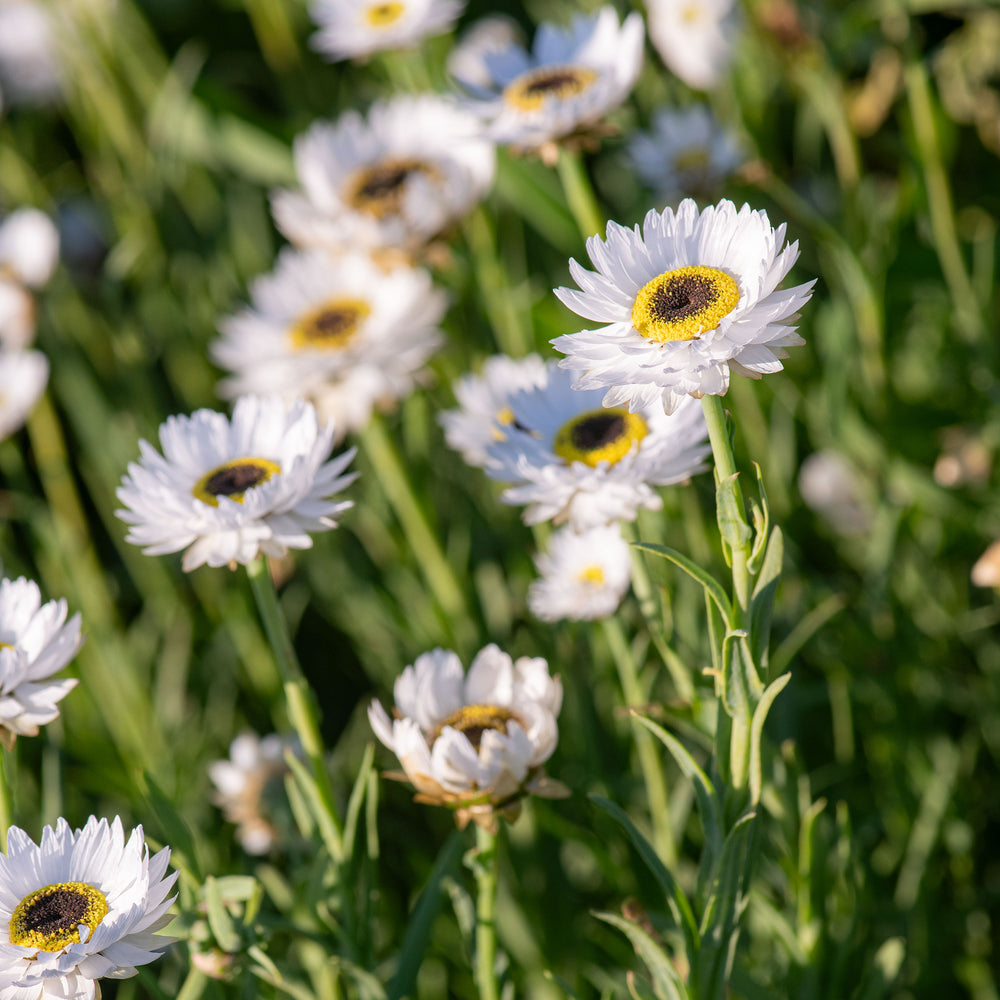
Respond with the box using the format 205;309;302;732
209;732;300;855
552;198;815;414
439;353;547;467
271;95;495;253
646;0;737;90
0;816;176;1000
453;6;643;154
116;395;357;571
798;450;872;536
0;208;59;349
485;362;710;530
0;349;47;440
0;0;62;106
309;0;464;61
972;539;1000;589
528;523;632;621
212;248;445;436
447;15;524;90
627;105;742;203
369;644;566;829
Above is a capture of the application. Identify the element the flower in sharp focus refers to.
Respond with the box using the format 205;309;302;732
528;523;632;621
0;576;82;749
626;105;743;205
308;0;464;61
0;816;177;1000
646;0;737;91
115;395;357;572
0;208;59;349
552;198;815;414
212;248;446;435
0;350;48;441
209;732;301;855
484;361;710;530
271;95;495;253
452;6;643;157
369;645;567;830
439;353;547;467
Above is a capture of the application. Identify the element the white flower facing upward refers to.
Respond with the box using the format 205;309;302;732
485;362;710;531
116;395;357;572
0;577;82;748
209;732;300;855
309;0;464;61
0;350;48;441
627;105;742;204
271;95;495;253
552;198;816;414
453;6;644;154
646;0;737;91
0;208;60;349
439;353;547;467
369;645;567;830
212;248;446;435
528;523;632;622
0;816;177;1000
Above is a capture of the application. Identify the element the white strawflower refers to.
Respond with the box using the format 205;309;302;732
309;0;464;61
369;644;567;830
116;395;357;572
0;576;82;748
447;15;525;90
0;816;177;1000
209;732;300;855
271;95;495;253
485;362;710;530
627;105;742;203
552;198;816;414
528;523;632;621
212;248;445;435
0;350;47;440
439;353;547;467
453;6;644;154
646;0;737;91
0;1;62;106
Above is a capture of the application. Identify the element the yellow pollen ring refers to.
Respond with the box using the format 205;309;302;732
10;882;109;952
631;265;739;343
289;297;371;351
503;65;599;111
433;704;520;751
553;408;649;468
192;457;281;507
364;1;405;26
578;565;605;585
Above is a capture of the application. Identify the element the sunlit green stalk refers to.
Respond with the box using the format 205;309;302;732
246;557;344;859
474;824;500;1000
556;148;604;242
0;750;11;849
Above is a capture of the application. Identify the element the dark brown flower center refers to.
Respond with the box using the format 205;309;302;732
192;457;282;506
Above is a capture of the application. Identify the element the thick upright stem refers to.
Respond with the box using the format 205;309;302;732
474;824;500;1000
556;148;604;242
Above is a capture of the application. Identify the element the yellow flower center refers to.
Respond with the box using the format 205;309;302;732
434;704;520;751
345;158;439;218
632;265;739;343
491;405;516;442
673;147;711;173
553;408;649;467
364;1;405;26
290;297;371;351
192;457;281;506
10;882;109;952
577;565;605;584
0;642;12;651
503;65;599;111
682;3;702;24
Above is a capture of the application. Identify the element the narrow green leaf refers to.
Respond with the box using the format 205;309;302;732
140;772;202;882
331;957;388;999
746;462;771;575
203;875;240;953
593;912;690;1000
716;473;753;552
633;542;733;628
285;750;344;864
749;672;792;804
721;630;751;723
210;875;259;901
750;526;784;668
851;937;906;1000
342;742;376;862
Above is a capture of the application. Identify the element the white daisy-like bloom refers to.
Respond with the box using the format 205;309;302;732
0;576;82;747
484;362;710;530
0;208;59;350
271;95;495;253
0;350;48;441
646;0;736;91
0;816;177;1000
115;395;357;572
368;644;566;830
209;732;300;855
453;6;644;152
627;105;742;204
439;353;547;468
446;15;525;91
212;248;446;435
528;523;632;622
552;198;816;415
0;1;62;106
309;0;464;62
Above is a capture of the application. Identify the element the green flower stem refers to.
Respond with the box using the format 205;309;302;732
474;824;500;1000
602;618;677;868
246;557;344;860
556;148;605;242
0;750;11;850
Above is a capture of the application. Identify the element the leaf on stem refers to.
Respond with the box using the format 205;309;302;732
593;912;690;1000
632;542;733;629
750;526;784;670
284;750;344;865
342;742;376;862
746;462;771;576
748;672;792;805
715;473;753;555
